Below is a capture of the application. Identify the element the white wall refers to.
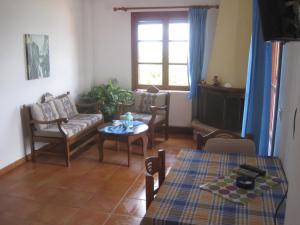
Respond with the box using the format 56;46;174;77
274;43;300;225
88;0;219;127
0;0;88;169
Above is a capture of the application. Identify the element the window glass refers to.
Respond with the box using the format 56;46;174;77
169;23;189;41
138;64;163;85
138;42;163;63
138;24;163;41
169;65;189;86
169;42;188;63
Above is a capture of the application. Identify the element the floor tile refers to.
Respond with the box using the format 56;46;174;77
115;198;146;218
104;214;142;225
65;209;109;225
0;195;41;220
31;203;79;225
0;134;195;224
84;190;123;213
49;189;94;208
125;174;146;200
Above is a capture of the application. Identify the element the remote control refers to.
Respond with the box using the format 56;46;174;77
232;168;259;179
240;164;266;176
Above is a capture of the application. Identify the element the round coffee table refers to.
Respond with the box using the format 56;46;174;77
97;121;149;167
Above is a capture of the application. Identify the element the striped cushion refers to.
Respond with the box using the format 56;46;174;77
34;114;103;138
54;94;78;119
133;91;167;113
30;101;59;129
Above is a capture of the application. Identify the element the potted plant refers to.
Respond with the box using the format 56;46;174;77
80;79;134;121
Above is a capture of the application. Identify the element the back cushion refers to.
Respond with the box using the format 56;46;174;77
133;91;167;114
54;94;78;119
31;101;59;130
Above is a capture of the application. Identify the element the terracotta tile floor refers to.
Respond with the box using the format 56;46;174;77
0;134;195;225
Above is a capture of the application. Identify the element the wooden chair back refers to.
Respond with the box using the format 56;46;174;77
197;129;253;148
204;138;256;156
145;149;165;209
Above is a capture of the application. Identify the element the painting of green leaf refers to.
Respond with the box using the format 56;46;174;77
25;34;50;80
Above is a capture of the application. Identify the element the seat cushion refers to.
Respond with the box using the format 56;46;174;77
132;113;165;125
34;113;103;138
31;101;60;130
133;91;168;113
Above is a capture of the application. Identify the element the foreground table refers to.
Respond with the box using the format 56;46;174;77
141;150;287;225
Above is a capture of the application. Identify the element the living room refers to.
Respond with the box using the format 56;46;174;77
0;0;299;225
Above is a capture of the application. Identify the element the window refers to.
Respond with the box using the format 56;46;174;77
131;11;189;90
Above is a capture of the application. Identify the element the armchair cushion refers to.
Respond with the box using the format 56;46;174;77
30;101;60;130
132;113;165;125
34;113;103;138
133;91;168;114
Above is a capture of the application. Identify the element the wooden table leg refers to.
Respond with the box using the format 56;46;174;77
127;137;131;167
141;134;148;157
98;136;105;162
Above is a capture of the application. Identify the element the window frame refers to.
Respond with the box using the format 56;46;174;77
131;11;189;91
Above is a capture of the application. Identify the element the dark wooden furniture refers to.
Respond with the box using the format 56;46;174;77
145;149;165;209
197;129;254;149
76;100;103;114
98;123;149;167
22;103;103;167
197;84;245;131
118;90;170;148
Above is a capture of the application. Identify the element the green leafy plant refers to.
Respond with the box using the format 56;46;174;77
81;79;134;121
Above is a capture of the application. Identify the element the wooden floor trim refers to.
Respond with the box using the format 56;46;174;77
0;155;29;176
169;126;193;135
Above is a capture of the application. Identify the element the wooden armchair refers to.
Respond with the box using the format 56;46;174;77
145;149;166;209
118;89;170;148
197;129;256;156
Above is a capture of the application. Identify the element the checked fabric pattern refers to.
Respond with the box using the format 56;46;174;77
141;150;287;225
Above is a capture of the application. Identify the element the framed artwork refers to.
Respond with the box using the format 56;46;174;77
25;34;50;80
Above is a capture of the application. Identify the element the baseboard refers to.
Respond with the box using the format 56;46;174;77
0;155;30;177
169;126;193;135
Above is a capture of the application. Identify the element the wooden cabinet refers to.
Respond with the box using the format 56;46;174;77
197;84;245;131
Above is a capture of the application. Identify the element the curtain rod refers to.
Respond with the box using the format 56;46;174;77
113;5;219;12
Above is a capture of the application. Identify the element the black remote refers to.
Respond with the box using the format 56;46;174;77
240;164;266;176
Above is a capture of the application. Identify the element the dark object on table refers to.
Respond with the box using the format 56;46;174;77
197;83;245;131
233;168;259;179
236;176;255;190
145;149;166;209
240;164;266;177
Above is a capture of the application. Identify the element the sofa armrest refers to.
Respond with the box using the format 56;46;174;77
30;118;68;125
150;105;168;112
30;118;69;137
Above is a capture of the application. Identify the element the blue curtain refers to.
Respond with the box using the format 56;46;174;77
242;0;273;156
188;8;208;118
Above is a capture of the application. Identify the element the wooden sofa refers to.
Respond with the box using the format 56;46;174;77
22;92;104;167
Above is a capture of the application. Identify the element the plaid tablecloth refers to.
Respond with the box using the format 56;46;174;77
141;149;287;225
